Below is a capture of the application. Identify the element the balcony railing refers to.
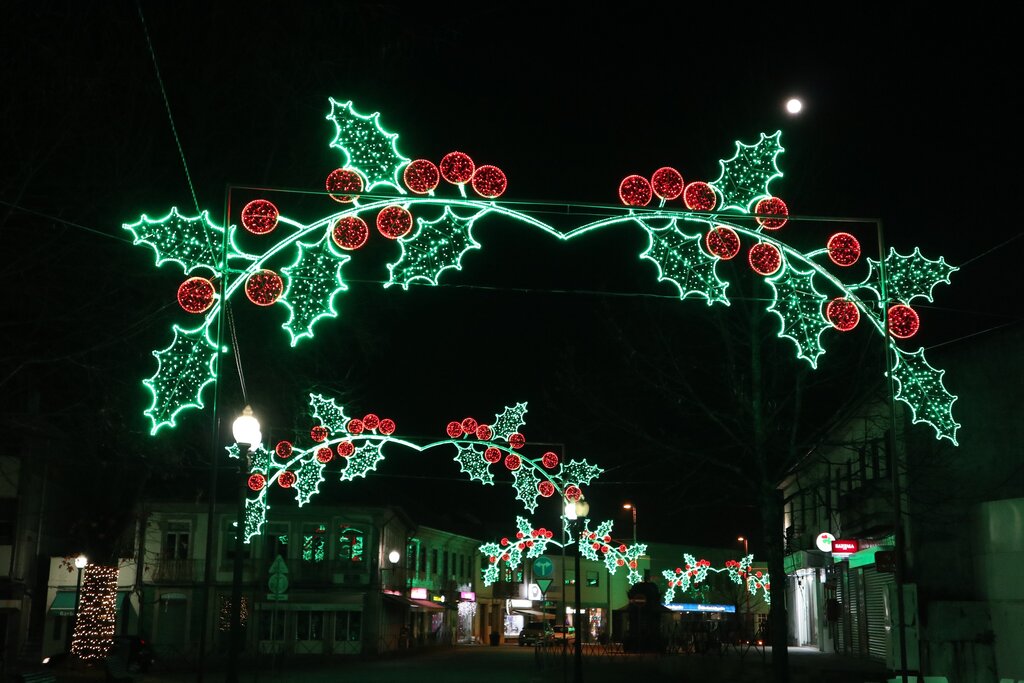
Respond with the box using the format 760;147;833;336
151;558;205;583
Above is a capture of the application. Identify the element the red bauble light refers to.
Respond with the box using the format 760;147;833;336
446;421;463;438
683;181;717;211
748;243;782;276
504;454;521;471
310;425;328;442
618;175;653;207
241;199;279;234
245;269;283;306
628;561;637;569
705;226;741;260
500;537;509;546
754;197;789;230
508;433;526;449
461;417;478;434
275;441;293;459
337;440;355;457
378;418;396;435
564;485;582;502
651;167;684;200
177;277;215;314
326;168;364;203
617;558;625;567
888;304;920;339
826;298;860;332
247;473;266;491
278;471;297;488
403;159;441;194
439;152;475;184
331;216;370;251
316;447;334;463
538;481;555;497
471;165;507;198
827;232;861;266
376;206;413;239
362;414;380;430
618;544;627;552
541;451;559;469
475;424;493;440
347;418;365;435
483;447;502;463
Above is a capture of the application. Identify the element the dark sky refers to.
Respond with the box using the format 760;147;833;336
2;5;1017;550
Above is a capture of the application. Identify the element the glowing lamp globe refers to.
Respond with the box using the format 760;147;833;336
574;498;590;519
74;554;88;569
232;405;262;452
388;550;401;564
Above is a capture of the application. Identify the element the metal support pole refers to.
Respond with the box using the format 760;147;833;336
226;449;249;683
631;507;637;546
68;567;83;653
877;220;909;683
573;519;583;683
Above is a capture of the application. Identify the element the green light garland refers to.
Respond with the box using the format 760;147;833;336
766;265;830;368
126;100;960;446
661;553;770;605
326;98;409;192
710;131;784;212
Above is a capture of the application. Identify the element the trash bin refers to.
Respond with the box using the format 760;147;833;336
489;632;500;646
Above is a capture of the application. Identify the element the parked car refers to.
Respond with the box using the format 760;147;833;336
519;622;553;646
551;625;576;643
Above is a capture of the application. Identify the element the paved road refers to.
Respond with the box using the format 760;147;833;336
112;644;888;683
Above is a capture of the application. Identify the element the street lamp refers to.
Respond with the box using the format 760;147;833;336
737;537;749;640
227;406;260;683
565;496;589;683
622;503;637;545
68;554;87;652
388;550;401;590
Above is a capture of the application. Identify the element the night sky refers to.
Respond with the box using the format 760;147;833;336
2;5;1017;553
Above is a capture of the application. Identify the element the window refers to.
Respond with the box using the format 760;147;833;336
334;611;361;641
419;546;427;574
431;549;438;577
296;611;324;641
164;521;190;559
443;551;449;579
223;519;251;561
266;523;289;560
586;571;600;587
303;524;328;563
259;612;285;641
337;526;365;565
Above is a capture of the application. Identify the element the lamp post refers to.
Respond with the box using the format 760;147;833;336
622;503;637;545
565;497;590;683
68;554;87;652
388;550;401;590
737;536;749;640
227;406;261;683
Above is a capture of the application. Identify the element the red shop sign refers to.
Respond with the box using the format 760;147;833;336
832;539;859;554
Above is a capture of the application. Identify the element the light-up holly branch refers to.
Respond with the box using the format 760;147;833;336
478;516;648;587
661;553;771;605
234;396;604;544
125;98;960;445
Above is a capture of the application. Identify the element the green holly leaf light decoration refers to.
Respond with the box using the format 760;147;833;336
144;325;219;434
326;98;409;192
454;444;494;485
293;459;326;506
559;459;604;488
280;236;350;346
891;347;960;444
491;402;528;442
862;247;958;304
512;467;541;513
340;441;385;481
640;221;729;305
123;207;226;274
243;498;266;543
710;131;784;212
309;393;350;433
386;207;485;289
766;265;830;368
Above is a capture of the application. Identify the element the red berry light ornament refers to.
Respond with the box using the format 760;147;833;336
316;447;334;463
347;418;365;435
310;425;328;442
241;199;279;234
378;418;396;435
337;440;355;457
439;151;475;185
564;485;582;502
827;232;861;266
177;277;215;314
331;216;370;251
484;447;502;463
749;243;782;276
619;175;653;207
683;181;717;211
244;269;283;306
248;473;266;491
326;168;364;203
275;441;293;459
278;471;297;488
471;165;507;198
446;421;463;438
541;451;559;469
651;167;684;200
461;417;478;434
508;433;526;449
403;159;440;194
826;298;860;332
888;304;920;339
538;481;555;497
475;424;493;440
755;196;789;229
705;226;741;260
504;454;521;471
362;413;380;430
376;206;413;239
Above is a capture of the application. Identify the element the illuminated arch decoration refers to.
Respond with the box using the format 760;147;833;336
661;553;771;605
232;395;605;544
124;99;960;444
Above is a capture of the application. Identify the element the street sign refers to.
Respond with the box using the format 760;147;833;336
266;593;288;601
268;556;289;595
832;539;859;556
533;556;554;578
536;578;553;595
815;532;836;552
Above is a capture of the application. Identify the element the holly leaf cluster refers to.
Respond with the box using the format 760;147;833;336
386;208;485;289
280;237;350;346
293;459;326;506
144;325;218;434
512;467;542;512
892;348;960;444
326;98;409;191
559;459;604;488
123;207;226;274
309;393;350;433
710;131;784;212
339;441;385;481
766;266;830;368
491;403;528;442
453;444;494;485
640;220;729;306
862;247;958;304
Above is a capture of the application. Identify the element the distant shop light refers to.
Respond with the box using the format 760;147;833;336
667;603;737;613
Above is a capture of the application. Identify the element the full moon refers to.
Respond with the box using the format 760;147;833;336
786;98;803;114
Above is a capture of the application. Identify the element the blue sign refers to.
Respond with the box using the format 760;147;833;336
668;603;736;613
533;556;554;578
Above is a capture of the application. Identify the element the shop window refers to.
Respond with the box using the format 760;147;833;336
337;526;365;565
586;571;599;587
302;524;328;563
296;611;324;640
164;521;190;559
334;611;361;641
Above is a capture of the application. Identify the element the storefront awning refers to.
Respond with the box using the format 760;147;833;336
382;593;444;612
50;591;127;615
513;609;555;620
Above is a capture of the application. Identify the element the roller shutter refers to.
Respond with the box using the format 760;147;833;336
863;566;893;661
